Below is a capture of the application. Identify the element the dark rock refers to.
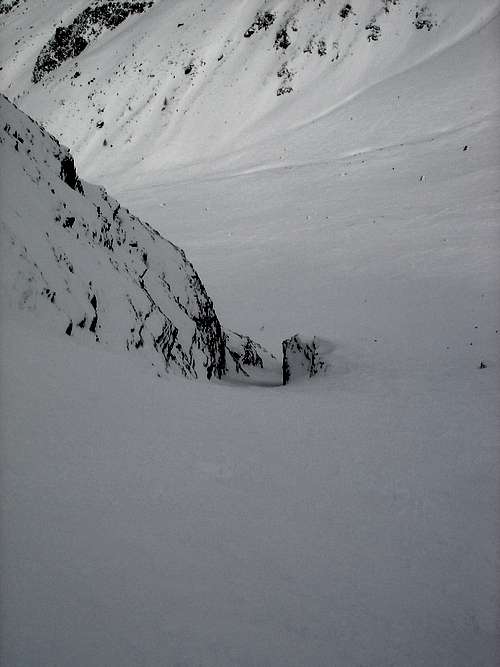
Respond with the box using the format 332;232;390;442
366;19;381;42
382;0;399;13
224;330;275;379
241;337;264;368
32;1;155;83
282;334;326;385
59;154;84;193
0;0;21;15
413;6;436;31
275;26;291;51
277;62;294;96
244;11;275;38
339;4;353;20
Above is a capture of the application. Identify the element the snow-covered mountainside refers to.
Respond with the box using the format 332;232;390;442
1;1;499;666
0;94;279;382
1;0;497;184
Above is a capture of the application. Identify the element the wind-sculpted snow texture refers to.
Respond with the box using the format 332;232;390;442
0;95;229;380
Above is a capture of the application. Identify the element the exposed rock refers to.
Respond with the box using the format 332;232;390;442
0;0;21;14
282;334;326;385
0;94;234;381
366;18;381;42
225;330;277;381
277;61;294;96
243;11;275;38
382;0;399;13
339;3;353;20
413;4;436;30
275;26;291;51
32;1;155;83
317;39;327;56
60;154;84;194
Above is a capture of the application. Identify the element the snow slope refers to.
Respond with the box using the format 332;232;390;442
1;1;500;665
1;284;498;667
1;0;498;182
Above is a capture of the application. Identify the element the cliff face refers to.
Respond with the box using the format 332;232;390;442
0;94;228;380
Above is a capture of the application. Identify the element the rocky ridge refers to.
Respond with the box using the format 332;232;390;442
0;94;278;381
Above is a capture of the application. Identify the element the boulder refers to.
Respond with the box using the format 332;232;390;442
282;334;326;385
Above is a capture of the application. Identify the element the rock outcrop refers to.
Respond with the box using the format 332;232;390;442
282;334;326;385
225;330;277;378
0;94;232;380
32;1;155;83
0;95;313;386
0;0;22;14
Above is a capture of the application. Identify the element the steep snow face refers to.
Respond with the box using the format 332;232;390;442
2;0;498;183
0;94;232;380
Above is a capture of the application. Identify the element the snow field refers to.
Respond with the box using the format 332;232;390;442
1;0;500;665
